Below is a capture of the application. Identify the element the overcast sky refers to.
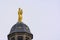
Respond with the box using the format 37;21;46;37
0;0;60;40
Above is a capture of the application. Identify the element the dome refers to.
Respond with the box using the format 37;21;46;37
10;22;32;34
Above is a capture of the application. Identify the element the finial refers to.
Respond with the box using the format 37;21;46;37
18;8;23;23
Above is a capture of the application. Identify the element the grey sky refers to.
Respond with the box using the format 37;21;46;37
0;0;60;40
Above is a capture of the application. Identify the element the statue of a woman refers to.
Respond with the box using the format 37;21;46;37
18;8;23;22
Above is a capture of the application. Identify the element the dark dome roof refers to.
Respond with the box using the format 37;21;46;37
10;22;32;34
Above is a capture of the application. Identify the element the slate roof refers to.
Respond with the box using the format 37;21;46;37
10;22;32;34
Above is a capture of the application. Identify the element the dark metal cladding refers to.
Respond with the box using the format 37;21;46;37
10;22;32;34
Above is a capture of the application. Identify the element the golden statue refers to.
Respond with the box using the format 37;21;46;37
18;8;23;22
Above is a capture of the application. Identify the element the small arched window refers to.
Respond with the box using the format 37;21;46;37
18;36;23;40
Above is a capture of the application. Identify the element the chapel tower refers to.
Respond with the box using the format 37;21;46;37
7;8;33;40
